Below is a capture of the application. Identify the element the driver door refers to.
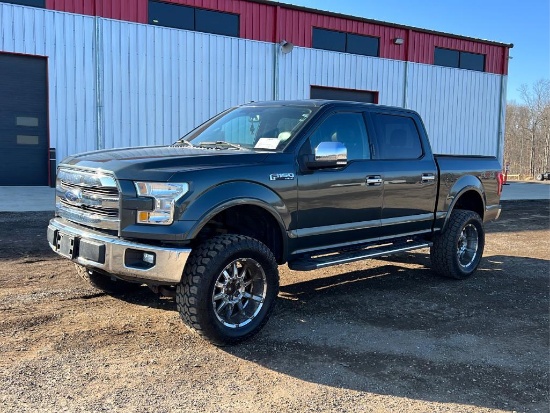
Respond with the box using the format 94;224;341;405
295;111;383;253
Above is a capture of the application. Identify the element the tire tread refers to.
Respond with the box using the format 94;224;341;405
430;210;485;280
176;234;279;345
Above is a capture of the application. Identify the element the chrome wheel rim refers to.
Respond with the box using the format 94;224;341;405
212;258;267;329
457;223;479;269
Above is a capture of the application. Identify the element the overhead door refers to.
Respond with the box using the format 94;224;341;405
0;53;48;186
311;86;377;103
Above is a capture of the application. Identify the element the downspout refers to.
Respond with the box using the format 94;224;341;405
272;6;280;101
402;29;412;109
273;45;280;101
402;61;408;108
497;74;506;163
94;15;104;150
497;46;512;163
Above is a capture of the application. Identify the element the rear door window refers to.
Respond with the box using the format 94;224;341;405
370;113;423;160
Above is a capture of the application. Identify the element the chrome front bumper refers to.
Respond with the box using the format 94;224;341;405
47;218;191;284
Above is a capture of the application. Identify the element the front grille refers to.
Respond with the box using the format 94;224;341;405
56;167;120;230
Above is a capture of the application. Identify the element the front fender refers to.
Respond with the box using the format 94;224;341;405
180;181;291;240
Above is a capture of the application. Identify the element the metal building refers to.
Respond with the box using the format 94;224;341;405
0;0;512;186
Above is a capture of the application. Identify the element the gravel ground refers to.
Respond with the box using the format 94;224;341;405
0;200;548;412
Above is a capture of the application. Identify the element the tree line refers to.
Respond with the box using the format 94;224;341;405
504;79;550;179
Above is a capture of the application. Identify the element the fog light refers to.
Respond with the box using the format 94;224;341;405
143;252;155;265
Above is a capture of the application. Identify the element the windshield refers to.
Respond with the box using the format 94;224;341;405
180;106;314;151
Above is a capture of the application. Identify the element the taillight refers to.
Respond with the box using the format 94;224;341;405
497;172;504;196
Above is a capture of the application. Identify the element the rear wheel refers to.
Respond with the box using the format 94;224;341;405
536;174;544;181
176;234;279;346
75;264;141;294
430;210;485;279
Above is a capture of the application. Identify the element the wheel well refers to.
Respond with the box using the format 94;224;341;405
194;205;285;264
453;190;484;219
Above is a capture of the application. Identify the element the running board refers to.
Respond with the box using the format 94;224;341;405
288;241;432;271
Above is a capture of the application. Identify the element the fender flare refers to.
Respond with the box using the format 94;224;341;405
181;181;290;255
442;175;486;231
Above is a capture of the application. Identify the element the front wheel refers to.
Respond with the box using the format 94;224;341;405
430;210;485;279
176;235;279;346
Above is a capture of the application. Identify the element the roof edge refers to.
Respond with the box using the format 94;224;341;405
248;0;514;48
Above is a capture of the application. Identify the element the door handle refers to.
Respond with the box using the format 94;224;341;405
366;176;382;186
421;173;435;183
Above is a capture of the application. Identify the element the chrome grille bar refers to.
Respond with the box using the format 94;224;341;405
56;167;120;230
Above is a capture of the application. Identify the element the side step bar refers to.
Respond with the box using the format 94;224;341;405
288;240;432;271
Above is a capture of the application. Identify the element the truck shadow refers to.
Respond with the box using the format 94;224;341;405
81;251;548;411
483;200;549;234
223;253;549;412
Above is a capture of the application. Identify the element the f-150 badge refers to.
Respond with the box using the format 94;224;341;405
270;173;295;181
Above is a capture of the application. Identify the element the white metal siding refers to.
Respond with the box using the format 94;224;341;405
0;4;97;164
407;63;503;156
278;47;406;107
101;19;274;149
0;3;505;164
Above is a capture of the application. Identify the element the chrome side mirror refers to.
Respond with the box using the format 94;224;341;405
306;141;347;169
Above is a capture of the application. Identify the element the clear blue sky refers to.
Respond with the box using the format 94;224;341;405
282;0;549;103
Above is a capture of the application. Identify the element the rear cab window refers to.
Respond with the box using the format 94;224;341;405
370;113;424;160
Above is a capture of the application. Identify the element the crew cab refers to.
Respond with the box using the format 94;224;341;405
48;100;503;345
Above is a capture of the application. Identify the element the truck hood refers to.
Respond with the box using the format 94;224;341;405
61;145;270;181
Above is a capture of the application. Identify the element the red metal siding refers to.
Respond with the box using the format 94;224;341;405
45;0;509;74
409;32;507;74
151;0;276;41
47;0;148;23
277;8;407;61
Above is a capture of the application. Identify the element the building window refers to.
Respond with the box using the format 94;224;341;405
148;1;194;31
148;1;239;37
459;51;485;71
312;28;379;57
434;47;485;72
2;0;45;7
195;8;239;37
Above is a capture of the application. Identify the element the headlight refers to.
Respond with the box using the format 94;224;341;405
134;182;189;225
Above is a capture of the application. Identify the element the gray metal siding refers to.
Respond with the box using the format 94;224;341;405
278;47;405;107
101;19;274;149
407;63;503;156
0;3;506;165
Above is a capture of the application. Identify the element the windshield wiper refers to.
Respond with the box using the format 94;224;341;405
197;141;244;150
171;139;194;148
172;139;193;148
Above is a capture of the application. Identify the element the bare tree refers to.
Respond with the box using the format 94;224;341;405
518;79;550;177
505;103;530;176
505;79;550;179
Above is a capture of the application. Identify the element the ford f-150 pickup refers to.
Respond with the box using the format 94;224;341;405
47;100;503;345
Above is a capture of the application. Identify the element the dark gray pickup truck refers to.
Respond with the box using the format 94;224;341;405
48;100;503;345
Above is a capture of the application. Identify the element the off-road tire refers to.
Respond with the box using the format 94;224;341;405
536;174;544;181
176;235;279;346
430;210;485;280
75;264;141;294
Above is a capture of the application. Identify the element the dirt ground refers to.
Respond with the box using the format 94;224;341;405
0;201;548;412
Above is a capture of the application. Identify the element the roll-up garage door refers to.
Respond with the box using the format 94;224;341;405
0;53;48;186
